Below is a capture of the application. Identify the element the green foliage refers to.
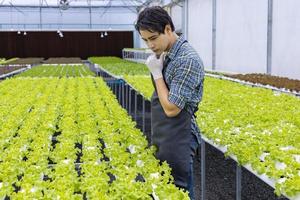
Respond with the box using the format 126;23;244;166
16;65;95;77
90;60;300;197
0;58;18;65
0;77;189;199
196;77;300;197
0;58;5;64
89;57;149;76
124;75;154;100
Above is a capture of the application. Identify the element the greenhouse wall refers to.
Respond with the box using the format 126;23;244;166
272;0;300;80
0;6;136;30
215;0;268;74
187;0;300;80
188;0;213;69
169;5;182;32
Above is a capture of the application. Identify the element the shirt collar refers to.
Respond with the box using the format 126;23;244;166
166;35;186;60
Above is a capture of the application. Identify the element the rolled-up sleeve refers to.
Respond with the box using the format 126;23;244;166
168;58;203;109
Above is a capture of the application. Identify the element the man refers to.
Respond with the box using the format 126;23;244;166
135;6;204;200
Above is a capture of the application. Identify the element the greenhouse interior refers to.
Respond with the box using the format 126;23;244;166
0;0;299;199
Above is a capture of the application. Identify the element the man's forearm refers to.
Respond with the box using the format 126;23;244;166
154;78;181;117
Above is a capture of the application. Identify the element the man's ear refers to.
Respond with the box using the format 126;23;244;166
164;24;172;34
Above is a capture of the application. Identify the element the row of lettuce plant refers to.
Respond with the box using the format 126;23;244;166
88;56;153;99
89;57;300;198
124;76;300;197
1;78;61;199
89;57;149;76
0;77;189;199
197;77;300;197
123;75;154;100
15;65;95;77
0;58;5;64
0;58;18;65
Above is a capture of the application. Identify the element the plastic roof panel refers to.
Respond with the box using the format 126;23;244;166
0;0;148;7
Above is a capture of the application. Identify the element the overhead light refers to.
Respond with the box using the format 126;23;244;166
17;31;21;34
23;31;27;36
57;30;63;37
59;0;70;10
100;32;104;38
104;31;108;36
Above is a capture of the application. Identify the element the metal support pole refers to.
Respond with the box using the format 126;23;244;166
212;0;217;70
122;82;125;108
118;82;121;104
149;103;152;140
125;84;128;111
267;0;273;74
134;92;137;121
236;164;242;200
142;98;145;133
88;0;92;29
182;0;189;40
113;82;116;95
126;85;129;111
201;139;206;200
39;0;42;29
127;85;129;111
129;88;132;115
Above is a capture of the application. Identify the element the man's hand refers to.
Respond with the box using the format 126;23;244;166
145;53;166;80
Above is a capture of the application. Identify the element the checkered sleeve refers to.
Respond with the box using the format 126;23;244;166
168;58;204;109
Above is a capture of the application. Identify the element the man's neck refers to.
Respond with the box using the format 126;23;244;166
166;32;179;52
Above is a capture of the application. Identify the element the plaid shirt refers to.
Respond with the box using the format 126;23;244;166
163;35;205;144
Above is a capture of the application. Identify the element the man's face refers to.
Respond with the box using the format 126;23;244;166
140;26;171;56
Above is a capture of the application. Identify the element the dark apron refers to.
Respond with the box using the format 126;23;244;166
150;56;193;189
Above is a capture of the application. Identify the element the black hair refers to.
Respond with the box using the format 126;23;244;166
135;6;175;34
